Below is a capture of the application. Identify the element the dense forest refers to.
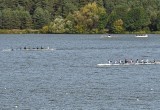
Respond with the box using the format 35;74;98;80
1;0;160;33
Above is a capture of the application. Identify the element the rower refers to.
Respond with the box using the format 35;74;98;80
146;59;149;63
136;59;139;63
153;59;155;63
108;35;111;37
119;60;123;64
125;59;127;63
130;59;133;63
141;59;144;63
108;60;112;64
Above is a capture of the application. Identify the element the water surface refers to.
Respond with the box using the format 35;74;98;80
0;34;160;110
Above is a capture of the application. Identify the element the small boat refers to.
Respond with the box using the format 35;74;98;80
101;34;111;38
107;35;111;38
135;34;148;38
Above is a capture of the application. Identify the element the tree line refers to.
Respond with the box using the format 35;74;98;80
1;0;160;33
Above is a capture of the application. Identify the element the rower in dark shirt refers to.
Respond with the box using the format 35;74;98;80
136;59;139;63
125;59;127;63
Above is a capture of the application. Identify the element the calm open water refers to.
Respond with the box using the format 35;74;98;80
0;34;160;110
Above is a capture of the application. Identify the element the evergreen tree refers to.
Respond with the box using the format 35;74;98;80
12;10;21;29
0;0;5;10
149;12;157;31
19;11;32;29
125;7;150;32
33;7;51;29
1;8;13;29
156;12;160;31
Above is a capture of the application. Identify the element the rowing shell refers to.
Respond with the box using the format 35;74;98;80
2;48;55;52
23;48;55;51
97;62;160;66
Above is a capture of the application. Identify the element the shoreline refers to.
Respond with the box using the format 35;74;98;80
1;29;160;34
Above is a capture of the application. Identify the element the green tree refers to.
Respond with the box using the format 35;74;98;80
19;10;32;29
107;11;117;32
0;11;2;29
42;15;74;34
125;7;150;32
41;25;49;33
107;5;128;32
12;10;21;29
47;16;66;33
33;7;51;29
113;19;124;33
17;0;34;11
98;13;108;33
63;12;75;33
62;1;78;17
1;9;32;29
156;12;160;31
1;8;13;29
149;12;157;31
2;0;160;33
0;0;5;10
71;2;107;33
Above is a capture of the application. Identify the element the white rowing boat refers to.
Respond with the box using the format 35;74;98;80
135;34;148;38
97;63;132;66
97;62;160;66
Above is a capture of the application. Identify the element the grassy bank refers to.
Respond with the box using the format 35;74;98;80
0;29;40;34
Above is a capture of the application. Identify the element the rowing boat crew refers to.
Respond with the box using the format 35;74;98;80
22;46;49;50
108;59;155;64
97;59;160;66
11;46;50;51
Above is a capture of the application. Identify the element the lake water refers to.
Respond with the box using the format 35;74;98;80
0;34;160;110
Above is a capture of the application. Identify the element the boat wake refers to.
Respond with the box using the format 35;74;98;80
2;49;12;52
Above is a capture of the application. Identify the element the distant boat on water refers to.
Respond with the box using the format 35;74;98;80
2;46;55;52
101;34;112;38
135;34;148;38
107;35;111;38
